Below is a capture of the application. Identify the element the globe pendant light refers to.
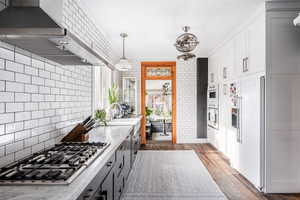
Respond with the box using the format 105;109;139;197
174;26;199;61
115;33;132;71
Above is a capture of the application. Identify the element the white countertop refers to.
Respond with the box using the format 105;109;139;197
0;125;134;200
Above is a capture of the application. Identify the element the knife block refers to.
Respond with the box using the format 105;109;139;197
61;124;90;142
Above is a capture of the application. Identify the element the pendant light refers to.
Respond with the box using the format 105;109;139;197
115;33;132;71
174;26;199;61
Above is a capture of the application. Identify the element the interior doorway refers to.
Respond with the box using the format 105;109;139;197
141;62;176;144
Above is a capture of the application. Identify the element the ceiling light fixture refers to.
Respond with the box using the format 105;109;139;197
294;13;300;26
174;26;199;61
115;33;132;71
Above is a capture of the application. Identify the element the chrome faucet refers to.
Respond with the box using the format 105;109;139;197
109;103;123;119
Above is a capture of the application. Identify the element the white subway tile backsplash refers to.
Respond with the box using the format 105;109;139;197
45;63;56;72
32;143;44;154
15;130;31;141
0;113;14;124
6;141;24;154
38;86;51;94
15;111;31;122
0;154;14;167
32;59;44;69
31;110;44;119
0;125;4;135
44;110;55;117
39;102;50;110
0;41;91;166
45;95;55;102
24;102;38;111
0;59;4;69
0;146;4;157
32;94;44;102
56;67;64;75
25;84;38;93
51;88;60;95
6;103;24;113
16;73;31;83
38;133;50;143
24;136;38;148
15;93;31;102
51;73;60;81
0;134;14;146
6;82;24;92
6;61;24;73
0;103;3;113
0;69;14;81
15;147;31;160
38;118;50;126
0;81;4;91
5;121;24;134
32;76;44;86
24;119;38;129
45;79;55;87
24;66;38;76
0;48;14;61
15;53;31;66
39;69;51;79
0;92;14;102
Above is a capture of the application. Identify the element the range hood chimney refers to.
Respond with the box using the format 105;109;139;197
0;0;112;67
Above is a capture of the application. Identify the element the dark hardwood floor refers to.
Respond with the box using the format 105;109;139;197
141;142;300;200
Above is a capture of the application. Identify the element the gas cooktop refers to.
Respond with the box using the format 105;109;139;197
0;142;110;185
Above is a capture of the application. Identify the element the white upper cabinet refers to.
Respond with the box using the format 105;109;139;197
234;30;248;77
248;13;266;74
220;40;235;81
208;55;219;84
235;13;266;78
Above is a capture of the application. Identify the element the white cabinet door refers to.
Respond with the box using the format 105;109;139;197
235;31;247;78
238;75;262;189
222;40;236;81
208;57;215;84
218;84;228;154
248;13;266;74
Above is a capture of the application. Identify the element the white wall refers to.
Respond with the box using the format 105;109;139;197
120;58;202;143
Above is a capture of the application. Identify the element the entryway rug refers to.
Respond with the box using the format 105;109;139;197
122;150;227;200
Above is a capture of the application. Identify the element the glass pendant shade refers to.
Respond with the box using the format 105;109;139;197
115;58;132;71
115;33;132;71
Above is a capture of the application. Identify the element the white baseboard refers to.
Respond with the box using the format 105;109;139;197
176;138;208;144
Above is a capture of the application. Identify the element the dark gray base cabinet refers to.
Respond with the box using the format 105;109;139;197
77;129;138;200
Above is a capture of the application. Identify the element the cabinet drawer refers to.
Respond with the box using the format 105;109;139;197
77;153;115;200
114;175;125;200
116;142;125;161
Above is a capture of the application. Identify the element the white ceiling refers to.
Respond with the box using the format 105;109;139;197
80;0;264;59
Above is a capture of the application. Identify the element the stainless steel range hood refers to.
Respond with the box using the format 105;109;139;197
0;0;112;66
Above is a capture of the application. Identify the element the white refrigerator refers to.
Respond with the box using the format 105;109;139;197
231;74;265;191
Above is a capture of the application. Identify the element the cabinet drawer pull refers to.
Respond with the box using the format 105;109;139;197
119;163;123;169
106;161;113;167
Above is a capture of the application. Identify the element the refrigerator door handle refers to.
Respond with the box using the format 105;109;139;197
236;96;242;143
259;76;266;191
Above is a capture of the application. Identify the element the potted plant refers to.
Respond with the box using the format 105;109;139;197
94;109;107;126
108;84;121;119
145;106;153;122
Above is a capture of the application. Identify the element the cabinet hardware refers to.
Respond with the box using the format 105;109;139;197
106;161;113;167
242;57;249;72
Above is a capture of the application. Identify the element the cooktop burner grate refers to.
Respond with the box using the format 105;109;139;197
0;142;110;185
